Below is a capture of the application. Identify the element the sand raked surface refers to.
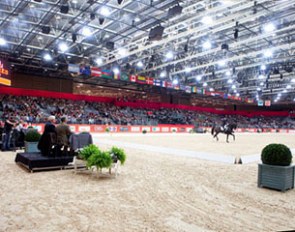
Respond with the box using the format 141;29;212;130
0;133;295;232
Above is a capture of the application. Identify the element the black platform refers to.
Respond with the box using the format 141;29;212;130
15;152;74;172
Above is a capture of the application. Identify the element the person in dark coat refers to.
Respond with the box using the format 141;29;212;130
38;115;57;156
2;117;15;151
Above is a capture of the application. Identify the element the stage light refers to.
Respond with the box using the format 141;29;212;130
96;58;103;65
218;60;226;67
113;68;120;75
287;85;291;89
100;6;111;17
236;93;240;97
201;16;213;25
82;27;92;37
118;47;127;56
165;51;174;59
173;79;178;85
233;89;237;93
278;93;282;97
59;42;68;52
283;89;287;93
72;0;78;3
137;61;144;68
43;53;52;61
203;82;207;87
292;79;295;83
134;16;140;22
264;23;276;32
202;40;211;49
227;79;233;84
0;38;7;46
160;71;166;78
232;85;236;89
258;74;265;79
264;50;273;58
196;75;202;81
260;64;266;70
257;87;261;91
226;70;231;76
260;82;264;86
209;88;214;92
185;67;192;73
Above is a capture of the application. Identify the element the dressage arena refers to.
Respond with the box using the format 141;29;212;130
1;132;295;232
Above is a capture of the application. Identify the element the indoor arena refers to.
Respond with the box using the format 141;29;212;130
1;0;295;231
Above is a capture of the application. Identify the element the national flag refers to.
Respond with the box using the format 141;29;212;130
197;89;205;94
120;73;129;81
161;80;166;88
101;69;113;79
79;65;91;76
146;77;154;85
265;100;271;107
91;67;102;77
191;86;197;93
173;85;180;90
258;100;264;106
113;72;120;80
130;75;137;82
136;75;146;84
166;81;173;88
185;86;191;93
68;64;79;73
246;98;254;103
153;79;162;86
180;84;186;91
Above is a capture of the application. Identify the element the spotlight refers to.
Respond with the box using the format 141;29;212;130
113;68;120;75
160;71;166;78
59;42;68;52
264;23;276;32
173;79;178;85
226;70;231;76
137;61;144;68
218;60;226;67
264;50;273;58
82;27;92;37
118;47;127;56
43;53;52;61
201;16;213;25
165;51;174;59
260;64;266;70
196;75;202;81
203;82;208;87
185;67;192;73
0;38;7;46
96;58;103;65
100;6;111;17
202;40;211;49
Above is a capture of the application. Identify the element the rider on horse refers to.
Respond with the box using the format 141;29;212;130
221;117;228;132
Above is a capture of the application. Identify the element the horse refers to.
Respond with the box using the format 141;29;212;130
211;123;237;143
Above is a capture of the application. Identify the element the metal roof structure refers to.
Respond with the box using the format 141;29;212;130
0;0;295;102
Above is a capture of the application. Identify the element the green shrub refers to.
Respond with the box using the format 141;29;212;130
261;143;292;166
105;128;110;133
25;129;41;142
110;146;126;165
78;144;100;160
87;151;112;169
142;129;147;134
172;129;177;133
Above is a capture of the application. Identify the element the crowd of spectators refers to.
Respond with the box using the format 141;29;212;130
1;94;295;129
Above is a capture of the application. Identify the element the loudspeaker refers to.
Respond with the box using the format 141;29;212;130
60;5;69;14
105;41;115;50
221;43;229;50
99;17;105;25
42;26;50;34
90;12;95;20
149;25;164;41
168;5;183;17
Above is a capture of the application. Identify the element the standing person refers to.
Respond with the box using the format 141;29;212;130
2;117;15;151
56;116;71;146
38;115;57;156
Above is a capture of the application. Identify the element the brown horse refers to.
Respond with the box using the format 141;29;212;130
211;123;237;143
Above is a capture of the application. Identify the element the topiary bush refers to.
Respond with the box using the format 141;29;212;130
87;151;113;169
110;146;126;165
261;143;292;166
78;144;100;160
25;129;41;142
105;128;110;133
142;129;147;134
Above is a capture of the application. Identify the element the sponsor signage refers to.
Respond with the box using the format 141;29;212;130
0;59;11;86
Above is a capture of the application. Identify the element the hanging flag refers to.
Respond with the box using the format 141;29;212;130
79;65;91;76
173;85;180;90
113;72;120;80
265;100;271;107
101;69;113;79
146;77;154;85
153;79;162;86
130;75;137;82
91;67;102;77
166;81;173;88
68;64;79;73
258;100;264;106
185;86;191;93
191;86;197;93
161;80;167;88
136;75;146;84
120;72;129;81
197;89;205;94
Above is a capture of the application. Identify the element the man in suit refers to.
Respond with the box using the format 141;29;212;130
56;116;71;146
2;117;15;151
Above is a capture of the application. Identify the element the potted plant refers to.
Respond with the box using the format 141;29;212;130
24;129;41;153
105;128;110;133
87;151;113;171
78;144;100;160
258;143;294;191
142;129;147;134
110;146;126;165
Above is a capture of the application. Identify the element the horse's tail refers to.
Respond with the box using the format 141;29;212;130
211;126;215;135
